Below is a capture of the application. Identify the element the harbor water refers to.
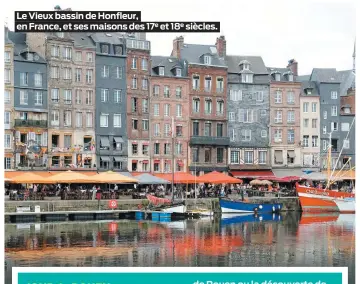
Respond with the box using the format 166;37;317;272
5;213;355;284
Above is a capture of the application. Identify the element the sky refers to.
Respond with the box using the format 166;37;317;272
4;0;356;75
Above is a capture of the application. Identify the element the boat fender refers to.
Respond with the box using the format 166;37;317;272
259;205;263;209
272;206;275;212
259;216;263;221
278;205;281;209
254;208;258;213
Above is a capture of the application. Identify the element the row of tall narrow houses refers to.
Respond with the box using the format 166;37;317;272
4;24;356;175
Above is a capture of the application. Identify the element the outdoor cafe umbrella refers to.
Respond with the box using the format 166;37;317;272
250;179;263;186
195;171;242;184
44;170;90;184
88;171;138;184
10;172;52;184
154;172;199;184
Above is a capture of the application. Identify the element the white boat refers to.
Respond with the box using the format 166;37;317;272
333;198;355;213
160;204;186;214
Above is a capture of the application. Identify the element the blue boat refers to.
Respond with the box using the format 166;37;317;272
221;213;282;226
220;198;282;214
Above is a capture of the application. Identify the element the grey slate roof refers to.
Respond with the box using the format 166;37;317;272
267;67;297;82
4;28;13;45
180;43;226;67
70;33;95;49
297;75;311;82
337;70;355;96
301;81;319;96
89;32;126;45
226;55;268;74
310;68;341;83
7;31;46;63
151;56;187;77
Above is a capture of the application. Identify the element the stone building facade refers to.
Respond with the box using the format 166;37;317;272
149;56;190;173
172;36;229;175
125;36;151;172
268;62;302;169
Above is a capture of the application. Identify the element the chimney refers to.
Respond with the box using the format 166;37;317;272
216;35;226;58
287;59;298;76
172;36;184;59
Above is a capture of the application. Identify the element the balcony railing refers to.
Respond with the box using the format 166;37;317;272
14;119;48;128
190;136;230;146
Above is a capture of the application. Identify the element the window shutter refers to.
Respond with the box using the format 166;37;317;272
42;132;48;146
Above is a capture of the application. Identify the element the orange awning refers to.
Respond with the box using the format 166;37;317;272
88;171;138;184
154;172;199;184
10;173;52;184
45;171;90;183
196;171;242;184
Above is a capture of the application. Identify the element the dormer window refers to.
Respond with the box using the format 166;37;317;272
275;73;281;81
288;74;294;82
159;67;165;76
176;68;181;77
243;64;250;70
204;55;211;65
344;107;351;114
242;74;253;83
114;45;123;55
306;89;312;95
101;44;109;54
26;52;34;61
56;32;64;38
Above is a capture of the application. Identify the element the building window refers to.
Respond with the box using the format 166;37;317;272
159;66;165;76
192;148;199;163
86;70;93;84
153;85;160;96
4;51;11;62
75;90;82;104
259;151;267;164
288;74;294;82
323;126;327;134
164;104;170;117
154;123;160;136
76;112;82;128
331;91;338;99
287;111;295;123
141;58;148;70
311;102;317;112
288;129;295;143
331;106;337;116
260;110;266;116
274;129;282;143
4;90;10;103
64;111;72;127
343;139;350;149
255;91;263;102
4;158;11;169
242;74;253;83
63;47;72;60
114;114;121;128
175;143;182;155
230;90;242;101
176;87;182;98
216;100;224;115
323;111;327;119
274;110;282;123
34;73;42;87
176;126;183;137
51;45;60;57
86;113;93;127
217;148;224;163
142;78;148;90
216;77;224;93
287;91;294;104
193;122;199;136
142;99;149;113
164;143;171;155
101;89;109;102
204;123;211;136
162;86;170;98
75;68;81;82
154;143;160;155
20;72;28;86
192;98;200;113
176;68;181;77
205;99;212;114
216;123;223;137
114;90;121;103
63;68;72;80
85;90;93;105
131;98;138;112
303;135;309;147
204;55;211;65
303;119;309;127
275;91;282;103
4;112;10;127
132;144;138;155
312;119;317;128
34;91;43;105
164;124;171;136
192;75;200;90
204;148;211;163
132;119;138;130
75;51;82;61
51;89;60;103
303;102;309;112
230;129;235;141
114;45;123;55
132;78;137;89
341;122;350;131
176;104;182;117
86;52;93;62
101;44;109;54
100;114;108;127
51;110;60;126
4;68;10;83
230;151;239;164
287;151;295;164
244;151;254;164
101;66;109;78
153;104;160;116
275;73;281;81
323;140;328;151
142;144;149;155
331;122;338;131
312;136;318;147
204;76;212;92
261;130;267;138
4;134;11;149
142;119;149;131
20;90;28;105
241;129;251;141
115;66;122;79
229;112;235;121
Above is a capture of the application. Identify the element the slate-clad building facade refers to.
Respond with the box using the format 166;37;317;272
9;31;48;169
91;33;128;170
225;52;271;179
172;36;229;175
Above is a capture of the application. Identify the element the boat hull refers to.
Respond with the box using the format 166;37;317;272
298;196;338;213
221;213;282;226
220;199;282;214
334;198;355;213
160;205;186;214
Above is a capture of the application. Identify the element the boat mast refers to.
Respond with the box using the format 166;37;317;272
171;116;175;202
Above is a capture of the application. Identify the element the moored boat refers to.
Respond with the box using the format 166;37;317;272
333;198;355;214
146;195;186;214
221;213;282;226
219;198;282;214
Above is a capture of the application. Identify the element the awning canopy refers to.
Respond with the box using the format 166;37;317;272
100;156;110;162
196;171;242;184
100;137;110;147
135;173;170;185
231;170;275;179
274;151;283;163
114;137;124;143
113;157;122;162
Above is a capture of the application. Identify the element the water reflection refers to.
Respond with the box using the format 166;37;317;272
5;213;355;283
